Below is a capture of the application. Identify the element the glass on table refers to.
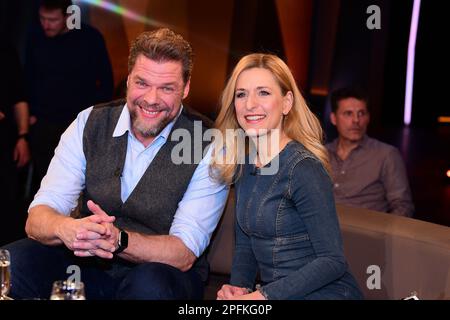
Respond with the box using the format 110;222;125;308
50;280;86;300
0;249;12;300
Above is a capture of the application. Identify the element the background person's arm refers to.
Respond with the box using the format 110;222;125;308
382;148;415;217
9;43;30;167
13;101;30;167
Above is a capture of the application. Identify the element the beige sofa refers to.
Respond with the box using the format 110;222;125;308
206;190;450;300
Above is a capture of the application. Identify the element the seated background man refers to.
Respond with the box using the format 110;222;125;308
326;87;414;217
2;28;228;300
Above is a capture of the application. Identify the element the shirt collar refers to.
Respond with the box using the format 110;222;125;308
357;134;369;149
328;138;339;153
328;134;369;156
112;103;183;143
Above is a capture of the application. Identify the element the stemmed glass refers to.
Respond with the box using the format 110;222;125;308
50;280;86;300
0;249;12;300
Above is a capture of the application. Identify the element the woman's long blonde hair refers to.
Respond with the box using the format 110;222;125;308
211;53;329;184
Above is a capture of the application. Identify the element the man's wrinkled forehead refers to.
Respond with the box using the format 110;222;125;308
337;97;368;113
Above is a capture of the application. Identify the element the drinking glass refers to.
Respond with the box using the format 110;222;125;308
0;249;12;300
50;280;86;300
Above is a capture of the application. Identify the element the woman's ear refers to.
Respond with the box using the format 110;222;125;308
283;91;293;115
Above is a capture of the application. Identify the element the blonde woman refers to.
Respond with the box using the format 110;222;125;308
213;54;363;300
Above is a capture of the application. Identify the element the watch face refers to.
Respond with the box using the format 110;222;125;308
119;230;128;248
115;230;128;254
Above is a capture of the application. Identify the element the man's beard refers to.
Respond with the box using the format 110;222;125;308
129;100;173;138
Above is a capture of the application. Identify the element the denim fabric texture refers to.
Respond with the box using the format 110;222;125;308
230;141;363;300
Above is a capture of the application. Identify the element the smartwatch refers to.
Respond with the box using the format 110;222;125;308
115;229;128;254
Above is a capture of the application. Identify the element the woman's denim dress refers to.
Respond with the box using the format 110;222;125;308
230;141;364;299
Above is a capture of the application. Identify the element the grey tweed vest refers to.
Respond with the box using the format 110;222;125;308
80;99;211;280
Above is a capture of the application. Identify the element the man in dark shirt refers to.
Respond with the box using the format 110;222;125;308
326;87;414;217
26;0;113;193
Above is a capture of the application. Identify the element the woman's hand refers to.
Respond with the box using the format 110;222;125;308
217;284;251;300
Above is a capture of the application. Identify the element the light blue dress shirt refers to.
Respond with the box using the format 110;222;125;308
30;105;229;257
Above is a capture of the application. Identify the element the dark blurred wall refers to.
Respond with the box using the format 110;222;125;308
307;0;341;122
227;0;286;77
276;0;313;90
0;0;35;63
382;0;414;128
410;1;449;126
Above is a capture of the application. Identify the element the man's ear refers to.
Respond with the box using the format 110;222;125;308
330;112;337;126
183;79;191;99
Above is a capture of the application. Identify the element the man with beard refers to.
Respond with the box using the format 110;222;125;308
2;28;228;300
326;87;414;217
